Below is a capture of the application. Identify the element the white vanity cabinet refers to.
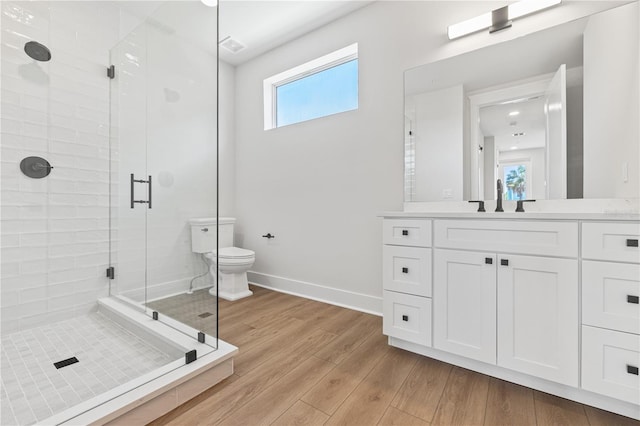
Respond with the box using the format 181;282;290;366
381;214;640;420
581;222;640;405
432;220;579;386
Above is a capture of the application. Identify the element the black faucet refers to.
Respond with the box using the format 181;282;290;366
515;199;536;212
495;179;504;212
469;200;486;212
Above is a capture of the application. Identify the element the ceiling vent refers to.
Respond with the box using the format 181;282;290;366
219;36;246;54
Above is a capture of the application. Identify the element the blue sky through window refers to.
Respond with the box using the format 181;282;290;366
276;59;358;127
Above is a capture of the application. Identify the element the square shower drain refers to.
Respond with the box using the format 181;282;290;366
53;357;79;369
198;312;213;318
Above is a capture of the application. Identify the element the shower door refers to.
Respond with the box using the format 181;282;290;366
108;2;219;347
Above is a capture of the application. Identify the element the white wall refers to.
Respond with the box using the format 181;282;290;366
232;1;627;313
412;85;463;201
483;136;496;199
583;2;639;199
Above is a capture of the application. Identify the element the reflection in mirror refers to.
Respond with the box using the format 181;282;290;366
404;2;638;203
472;64;573;201
480;97;546;201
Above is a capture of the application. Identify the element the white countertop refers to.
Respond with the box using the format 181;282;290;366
380;211;640;221
381;198;640;221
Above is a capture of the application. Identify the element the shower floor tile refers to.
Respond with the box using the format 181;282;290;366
1;311;175;426
147;288;218;335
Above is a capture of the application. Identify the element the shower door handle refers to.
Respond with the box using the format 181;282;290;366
130;173;152;209
147;175;152;209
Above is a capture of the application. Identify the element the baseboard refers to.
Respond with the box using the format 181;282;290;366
247;271;382;316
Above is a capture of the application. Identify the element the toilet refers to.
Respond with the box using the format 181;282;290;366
189;217;254;301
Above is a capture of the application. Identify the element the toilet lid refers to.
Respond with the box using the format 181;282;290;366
215;247;254;259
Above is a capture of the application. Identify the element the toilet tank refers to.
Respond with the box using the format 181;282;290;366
189;217;236;253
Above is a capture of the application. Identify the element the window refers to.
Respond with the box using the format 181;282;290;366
264;43;358;129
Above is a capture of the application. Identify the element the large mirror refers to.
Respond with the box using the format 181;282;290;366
404;2;638;202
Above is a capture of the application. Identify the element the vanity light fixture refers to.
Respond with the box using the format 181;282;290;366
447;0;562;40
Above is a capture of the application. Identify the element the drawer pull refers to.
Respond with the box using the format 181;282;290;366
485;257;493;265
402;229;409;236
627;295;640;304
402;267;409;274
627;365;639;375
626;239;639;247
402;315;408;322
500;259;509;266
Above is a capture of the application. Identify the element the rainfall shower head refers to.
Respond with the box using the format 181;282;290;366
24;41;51;62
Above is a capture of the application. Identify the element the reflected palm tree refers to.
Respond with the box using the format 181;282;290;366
505;165;526;200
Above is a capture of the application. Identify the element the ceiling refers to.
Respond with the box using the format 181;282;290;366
480;97;547;152
218;1;373;65
122;1;372;67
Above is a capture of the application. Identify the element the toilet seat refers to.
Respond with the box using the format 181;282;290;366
205;247;255;265
218;247;254;259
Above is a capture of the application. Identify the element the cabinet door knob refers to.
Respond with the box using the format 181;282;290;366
500;259;509;266
402;267;409;274
402;229;409;236
626;239;639;247
627;365;639;375
402;315;408;321
485;257;493;264
627;295;639;304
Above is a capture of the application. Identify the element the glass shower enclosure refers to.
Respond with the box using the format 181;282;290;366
108;1;220;337
1;1;222;424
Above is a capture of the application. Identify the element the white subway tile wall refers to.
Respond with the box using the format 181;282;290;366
1;1;119;333
2;0;219;328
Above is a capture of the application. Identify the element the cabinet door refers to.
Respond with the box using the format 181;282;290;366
497;255;578;386
433;249;496;364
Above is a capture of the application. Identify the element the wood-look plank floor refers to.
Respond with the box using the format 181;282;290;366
148;286;639;426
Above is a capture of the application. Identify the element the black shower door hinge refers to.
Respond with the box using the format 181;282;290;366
107;65;115;79
106;266;115;279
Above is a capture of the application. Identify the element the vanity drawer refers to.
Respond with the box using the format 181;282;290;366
582;325;640;405
434;220;578;257
583;261;640;334
383;219;432;247
582;222;640;263
383;246;432;297
383;290;432;347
